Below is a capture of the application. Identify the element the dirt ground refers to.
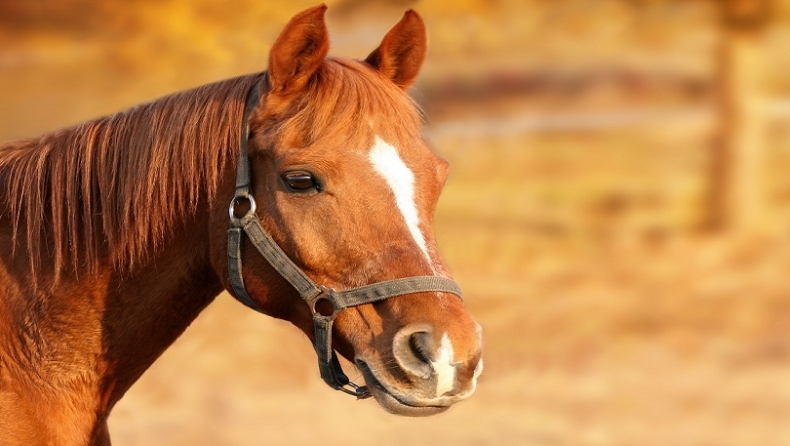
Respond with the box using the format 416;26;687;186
107;229;790;446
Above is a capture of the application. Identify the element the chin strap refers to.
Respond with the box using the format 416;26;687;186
226;81;463;398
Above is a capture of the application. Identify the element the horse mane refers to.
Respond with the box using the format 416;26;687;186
0;73;261;282
0;57;423;285
273;58;424;149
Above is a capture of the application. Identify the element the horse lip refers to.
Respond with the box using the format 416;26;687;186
355;359;450;417
355;360;391;396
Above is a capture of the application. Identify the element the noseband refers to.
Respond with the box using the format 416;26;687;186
226;81;463;398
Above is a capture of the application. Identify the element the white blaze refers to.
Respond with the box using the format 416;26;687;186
368;135;432;265
432;333;457;396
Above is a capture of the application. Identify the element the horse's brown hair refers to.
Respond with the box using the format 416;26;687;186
261;58;424;148
0;75;259;282
0;58;423;285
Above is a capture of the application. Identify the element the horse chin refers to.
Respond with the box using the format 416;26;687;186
355;360;450;417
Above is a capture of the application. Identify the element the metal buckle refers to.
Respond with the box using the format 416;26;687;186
337;381;371;399
228;192;257;224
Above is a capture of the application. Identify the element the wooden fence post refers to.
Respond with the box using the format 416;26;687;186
711;0;771;232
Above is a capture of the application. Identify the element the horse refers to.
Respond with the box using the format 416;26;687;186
0;5;483;445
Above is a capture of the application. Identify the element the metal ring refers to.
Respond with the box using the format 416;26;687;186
228;193;257;223
308;286;342;320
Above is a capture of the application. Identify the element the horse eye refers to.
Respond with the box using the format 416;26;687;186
282;171;319;192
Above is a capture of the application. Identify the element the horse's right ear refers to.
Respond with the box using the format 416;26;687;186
267;4;329;96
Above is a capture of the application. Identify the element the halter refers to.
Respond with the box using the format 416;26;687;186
226;81;463;398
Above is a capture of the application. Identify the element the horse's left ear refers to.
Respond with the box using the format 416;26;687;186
364;10;427;89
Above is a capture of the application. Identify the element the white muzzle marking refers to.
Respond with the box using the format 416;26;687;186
432;333;457;396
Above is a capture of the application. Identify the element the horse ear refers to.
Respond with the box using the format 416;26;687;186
268;4;329;95
364;10;427;89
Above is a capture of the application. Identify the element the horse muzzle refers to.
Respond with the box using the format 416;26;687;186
354;322;484;417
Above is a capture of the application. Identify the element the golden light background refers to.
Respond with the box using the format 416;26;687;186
2;0;790;444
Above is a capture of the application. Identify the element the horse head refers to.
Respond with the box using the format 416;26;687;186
210;5;483;416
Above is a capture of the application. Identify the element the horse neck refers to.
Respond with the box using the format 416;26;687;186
0;187;224;414
98;207;224;404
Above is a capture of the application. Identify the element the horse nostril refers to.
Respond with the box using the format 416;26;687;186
393;325;434;380
409;331;433;364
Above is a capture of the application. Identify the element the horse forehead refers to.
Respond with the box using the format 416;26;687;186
362;131;441;172
365;135;431;185
359;134;449;207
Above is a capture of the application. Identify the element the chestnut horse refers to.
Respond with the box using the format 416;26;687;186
0;5;482;445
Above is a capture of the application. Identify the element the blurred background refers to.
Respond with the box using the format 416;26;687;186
3;0;790;444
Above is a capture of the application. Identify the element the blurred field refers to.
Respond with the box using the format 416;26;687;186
4;1;790;445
